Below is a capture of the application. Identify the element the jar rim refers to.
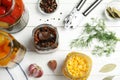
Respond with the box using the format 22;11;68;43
0;0;15;17
0;31;13;60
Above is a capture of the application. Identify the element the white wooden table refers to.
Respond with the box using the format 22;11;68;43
1;0;120;80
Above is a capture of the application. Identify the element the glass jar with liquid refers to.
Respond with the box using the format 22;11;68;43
0;0;29;33
0;30;26;68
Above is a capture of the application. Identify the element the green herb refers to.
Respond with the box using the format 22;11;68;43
99;64;116;73
70;18;120;56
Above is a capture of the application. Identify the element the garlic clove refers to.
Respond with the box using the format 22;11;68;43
28;64;36;76
48;60;57;71
33;68;43;78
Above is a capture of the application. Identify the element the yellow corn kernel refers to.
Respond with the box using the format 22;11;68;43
66;54;88;77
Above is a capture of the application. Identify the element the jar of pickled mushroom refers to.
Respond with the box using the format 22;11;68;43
62;52;92;80
0;0;29;33
32;24;59;53
0;30;26;68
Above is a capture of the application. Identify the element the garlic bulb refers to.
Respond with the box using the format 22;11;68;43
28;64;43;78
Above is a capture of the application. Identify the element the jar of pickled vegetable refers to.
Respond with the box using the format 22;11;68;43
0;0;29;33
0;30;26;68
62;52;92;80
32;24;59;53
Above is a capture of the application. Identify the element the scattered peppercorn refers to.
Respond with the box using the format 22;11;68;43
60;12;62;15
40;0;58;13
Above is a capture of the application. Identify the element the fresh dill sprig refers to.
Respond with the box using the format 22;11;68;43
70;18;120;56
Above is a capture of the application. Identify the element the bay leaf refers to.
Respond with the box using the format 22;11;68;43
99;64;116;73
103;76;114;80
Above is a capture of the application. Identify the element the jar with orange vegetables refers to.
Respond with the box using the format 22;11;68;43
0;0;29;33
62;52;92;80
0;30;26;68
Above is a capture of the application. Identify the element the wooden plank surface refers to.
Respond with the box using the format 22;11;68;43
0;0;120;80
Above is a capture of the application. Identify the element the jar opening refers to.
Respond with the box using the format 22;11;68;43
0;0;15;17
0;32;13;60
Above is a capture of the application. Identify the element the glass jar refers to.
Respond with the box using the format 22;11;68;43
0;30;26;68
32;24;59;53
0;0;29;33
62;52;92;80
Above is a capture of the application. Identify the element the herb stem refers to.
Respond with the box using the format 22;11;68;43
70;18;120;56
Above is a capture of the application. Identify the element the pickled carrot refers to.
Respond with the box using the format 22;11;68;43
0;51;7;59
3;41;10;54
10;51;16;60
0;34;11;66
0;47;17;66
0;57;11;66
0;40;10;58
11;54;16;60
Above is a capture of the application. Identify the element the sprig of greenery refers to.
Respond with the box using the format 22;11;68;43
70;18;120;56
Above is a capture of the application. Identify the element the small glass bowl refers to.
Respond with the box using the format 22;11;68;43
38;0;59;15
32;24;59;53
105;1;120;20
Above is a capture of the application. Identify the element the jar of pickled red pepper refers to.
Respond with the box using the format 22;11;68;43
62;52;92;80
0;0;29;33
0;30;26;68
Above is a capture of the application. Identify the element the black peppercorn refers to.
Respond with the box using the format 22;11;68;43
39;0;58;13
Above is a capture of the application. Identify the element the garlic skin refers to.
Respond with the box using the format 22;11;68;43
28;64;43;78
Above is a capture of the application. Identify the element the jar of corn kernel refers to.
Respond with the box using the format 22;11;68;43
62;52;92;80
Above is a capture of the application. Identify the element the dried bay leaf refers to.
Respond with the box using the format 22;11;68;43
99;64;116;73
103;76;114;80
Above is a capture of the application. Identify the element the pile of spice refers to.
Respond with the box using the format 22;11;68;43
39;0;58;13
33;24;59;53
